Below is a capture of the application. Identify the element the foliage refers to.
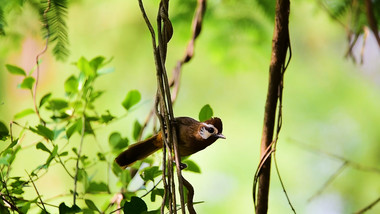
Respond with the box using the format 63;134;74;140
0;0;69;60
1;55;205;212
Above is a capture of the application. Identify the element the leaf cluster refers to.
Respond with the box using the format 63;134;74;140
1;55;211;213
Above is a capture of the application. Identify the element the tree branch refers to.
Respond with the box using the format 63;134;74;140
254;0;291;213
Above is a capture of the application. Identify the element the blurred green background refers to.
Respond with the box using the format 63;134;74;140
1;0;380;213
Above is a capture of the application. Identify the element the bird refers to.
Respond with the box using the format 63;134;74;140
115;117;225;168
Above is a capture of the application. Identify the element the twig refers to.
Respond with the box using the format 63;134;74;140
34;0;51;125
308;161;348;202
73;90;89;205
141;178;163;198
355;196;380;214
364;0;380;47
25;170;48;213
291;139;380;174
182;176;196;214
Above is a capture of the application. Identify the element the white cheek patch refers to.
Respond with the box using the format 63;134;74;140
199;123;217;140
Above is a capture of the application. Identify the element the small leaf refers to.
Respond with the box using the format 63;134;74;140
133;120;142;140
45;145;58;167
5;138;18;150
140;166;162;182
30;125;54;141
6;64;26;76
108;132;129;151
182;159;201;173
46;99;69;111
85;199;100;212
199;104;213;122
64;75;79;94
123;196;147;214
151;188;164;202
86;181;109;193
39;92;52;108
89;56;105;70
77;57;95;77
59;151;69;156
66;119;82;139
19;76;35;90
97;152;106;161
14;108;35;119
122;90;141;111
36;142;51;153
59;202;81;214
99;110;115;124
0;121;9;141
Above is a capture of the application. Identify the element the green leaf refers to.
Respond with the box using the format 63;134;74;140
122;90;141;111
89;56;105;70
46;99;69;111
46;145;58;166
36;142;51;153
66;119;82;139
60;151;69;156
0;121;9;141
64;75;79;94
108;132;129;151
14;108;35;119
86;181;109;193
5;139;18;150
199;104;213;122
6;64;26;76
84;199;100;212
19;76;35;90
77;168;89;191
99;110;115;124
123;196;147;214
39;92;52;108
140;166;162;182
59;202;81;214
111;161;123;176
0;157;9;165
77;57;95;77
30;125;54;141
97;152;106;161
182;159;201;173
150;188;164;202
133;120;142;141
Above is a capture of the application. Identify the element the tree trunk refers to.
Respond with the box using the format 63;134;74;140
255;0;290;213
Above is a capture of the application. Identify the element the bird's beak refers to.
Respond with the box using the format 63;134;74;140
217;133;226;139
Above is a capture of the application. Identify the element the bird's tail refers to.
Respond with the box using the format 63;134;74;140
115;132;163;168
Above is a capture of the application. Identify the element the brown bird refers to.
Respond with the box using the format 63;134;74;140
115;117;225;168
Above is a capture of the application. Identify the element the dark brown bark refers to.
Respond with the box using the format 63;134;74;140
255;0;290;213
364;0;380;47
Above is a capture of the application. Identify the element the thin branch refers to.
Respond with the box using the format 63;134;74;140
355;196;380;214
182;176;196;214
73;90;89;205
291;139;380;174
307;161;348;202
34;0;51;125
364;0;380;47
141;178;163;198
25;170;48;213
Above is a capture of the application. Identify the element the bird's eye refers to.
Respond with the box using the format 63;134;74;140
206;127;214;133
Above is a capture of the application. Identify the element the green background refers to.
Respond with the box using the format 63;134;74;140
1;0;380;213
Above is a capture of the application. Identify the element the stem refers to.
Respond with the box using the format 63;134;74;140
73;97;88;205
34;0;51;125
